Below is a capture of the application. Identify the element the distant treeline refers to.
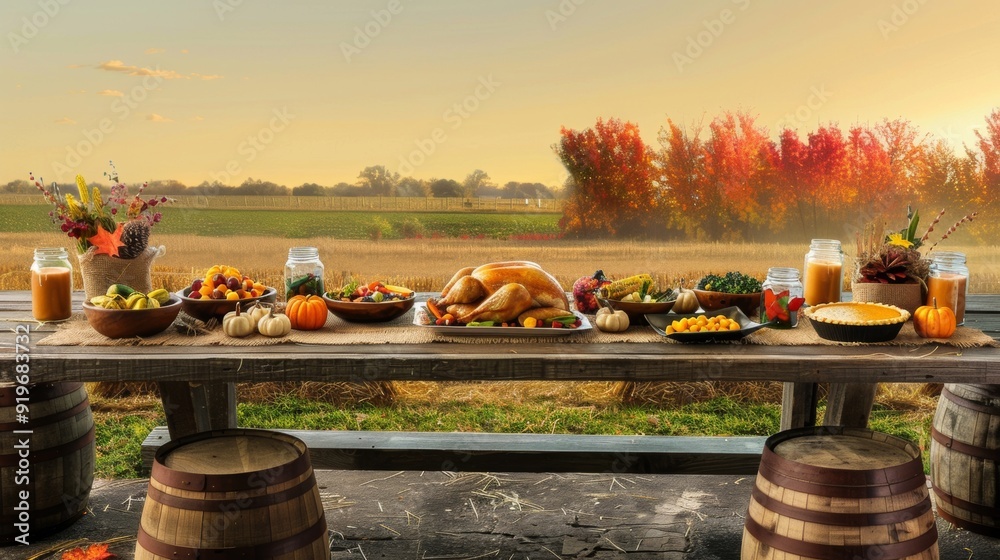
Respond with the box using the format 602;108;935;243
8;166;562;200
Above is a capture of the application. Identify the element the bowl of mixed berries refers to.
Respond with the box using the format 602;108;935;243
322;280;415;323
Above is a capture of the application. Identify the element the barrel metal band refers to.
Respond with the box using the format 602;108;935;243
0;382;83;407
760;444;923;490
146;472;317;512
932;485;1000;519
0;397;90;432
934;500;1000;538
751;484;931;526
931;426;1000;462
942;386;1000;415
136;514;327;559
0;424;95;467
756;454;926;498
151;430;311;492
744;513;938;560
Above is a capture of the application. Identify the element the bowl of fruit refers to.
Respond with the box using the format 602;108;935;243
177;265;276;322
322;281;415;323
84;286;182;338
693;272;762;318
596;274;676;325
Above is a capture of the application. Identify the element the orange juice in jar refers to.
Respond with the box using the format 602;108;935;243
927;251;968;325
31;247;73;322
803;239;844;306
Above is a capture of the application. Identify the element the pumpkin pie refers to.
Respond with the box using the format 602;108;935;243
805;302;910;326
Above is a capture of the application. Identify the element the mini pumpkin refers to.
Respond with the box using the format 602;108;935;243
913;297;957;339
286;294;328;330
245;301;272;332
672;289;699;314
222;303;255;338
595;307;629;332
258;307;292;338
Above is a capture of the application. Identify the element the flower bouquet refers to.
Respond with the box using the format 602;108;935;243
853;207;976;313
32;162;171;298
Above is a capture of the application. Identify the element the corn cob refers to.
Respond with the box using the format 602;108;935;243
600;274;655;300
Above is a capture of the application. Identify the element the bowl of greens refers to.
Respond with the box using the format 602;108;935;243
693;272;762;318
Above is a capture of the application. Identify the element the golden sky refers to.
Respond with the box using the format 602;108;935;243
2;0;998;188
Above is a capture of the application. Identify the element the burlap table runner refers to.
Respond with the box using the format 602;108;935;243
38;310;998;348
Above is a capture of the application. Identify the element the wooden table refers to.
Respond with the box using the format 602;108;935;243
3;291;998;474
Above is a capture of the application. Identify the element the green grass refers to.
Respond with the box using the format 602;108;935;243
91;396;933;478
0;205;560;239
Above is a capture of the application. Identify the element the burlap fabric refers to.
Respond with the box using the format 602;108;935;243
77;245;165;299
851;282;924;315
38;309;998;348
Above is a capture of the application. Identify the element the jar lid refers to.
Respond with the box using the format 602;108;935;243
34;247;69;259
767;267;801;280
287;246;320;259
808;239;842;250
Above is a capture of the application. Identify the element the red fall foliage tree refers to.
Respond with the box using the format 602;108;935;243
554;118;658;237
559;110;996;242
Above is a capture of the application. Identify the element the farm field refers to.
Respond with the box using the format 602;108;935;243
0;205;561;240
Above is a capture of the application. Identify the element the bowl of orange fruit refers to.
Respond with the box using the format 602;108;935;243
177;265;276;322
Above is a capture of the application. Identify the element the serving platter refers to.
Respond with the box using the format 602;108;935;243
413;305;592;337
645;306;771;343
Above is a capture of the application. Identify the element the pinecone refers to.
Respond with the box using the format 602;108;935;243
118;220;150;259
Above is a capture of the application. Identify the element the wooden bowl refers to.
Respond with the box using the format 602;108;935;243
693;289;762;318
322;294;415;323
177;287;277;322
83;296;182;339
597;297;675;325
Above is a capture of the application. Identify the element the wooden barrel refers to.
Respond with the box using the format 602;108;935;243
742;426;938;560
1;382;95;544
135;428;330;560
930;383;1000;536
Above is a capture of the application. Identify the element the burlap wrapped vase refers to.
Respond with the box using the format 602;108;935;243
850;281;923;315
77;245;165;299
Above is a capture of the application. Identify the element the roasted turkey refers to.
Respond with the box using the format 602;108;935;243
433;261;569;324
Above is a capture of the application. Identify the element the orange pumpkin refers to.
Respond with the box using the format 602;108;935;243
913;297;957;339
286;295;328;330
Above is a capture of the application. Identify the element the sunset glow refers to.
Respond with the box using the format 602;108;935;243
3;0;998;188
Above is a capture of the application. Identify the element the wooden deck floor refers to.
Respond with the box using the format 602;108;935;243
9;471;999;559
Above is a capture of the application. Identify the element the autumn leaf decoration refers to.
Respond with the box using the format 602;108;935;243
60;543;116;560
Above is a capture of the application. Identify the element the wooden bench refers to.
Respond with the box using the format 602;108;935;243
141;428;769;474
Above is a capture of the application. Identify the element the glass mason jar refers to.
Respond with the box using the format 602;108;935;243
926;251;969;325
761;267;804;328
803;239;844;306
31;247;74;322
284;247;325;300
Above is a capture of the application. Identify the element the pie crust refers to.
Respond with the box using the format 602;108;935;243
805;302;910;326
